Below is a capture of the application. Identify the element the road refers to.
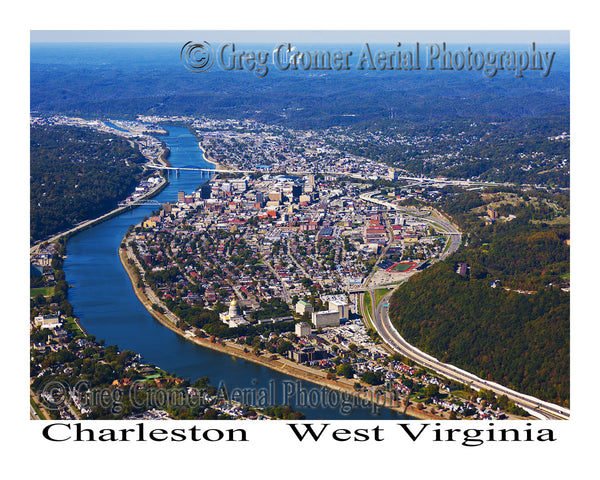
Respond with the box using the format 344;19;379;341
425;209;462;260
357;199;569;419
30;404;40;420
286;240;309;278
30;177;168;256
371;290;570;420
123;242;180;326
359;191;462;261
264;259;292;303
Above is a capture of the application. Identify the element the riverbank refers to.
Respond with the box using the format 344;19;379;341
30;173;168;256
197;141;226;172
117;238;443;421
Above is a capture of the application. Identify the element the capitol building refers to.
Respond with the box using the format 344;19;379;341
219;299;250;328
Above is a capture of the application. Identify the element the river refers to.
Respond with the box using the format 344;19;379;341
62;126;406;420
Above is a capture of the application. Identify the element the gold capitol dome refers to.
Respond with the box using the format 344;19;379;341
230;298;238;306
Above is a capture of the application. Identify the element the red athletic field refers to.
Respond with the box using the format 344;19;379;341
386;262;418;272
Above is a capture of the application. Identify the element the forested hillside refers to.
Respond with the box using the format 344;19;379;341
30;125;144;243
389;190;569;406
334;118;570;188
31;43;569;130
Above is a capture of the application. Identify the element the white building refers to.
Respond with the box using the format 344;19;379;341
231;179;247;192
328;300;349;320
321;295;350;320
311;310;340;328
295;322;312;337
34;314;61;330
295;300;314;316
219;299;249;328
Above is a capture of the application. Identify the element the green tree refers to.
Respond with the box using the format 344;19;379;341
276;340;293;356
336;363;355;379
424;383;439;399
361;371;383;385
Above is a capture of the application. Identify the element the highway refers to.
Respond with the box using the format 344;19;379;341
358;191;462;260
371;290;570;420
356;191;569;419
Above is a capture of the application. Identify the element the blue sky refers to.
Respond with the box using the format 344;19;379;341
30;30;569;44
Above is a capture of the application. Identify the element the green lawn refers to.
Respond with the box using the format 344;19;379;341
374;288;392;308
389;262;416;272
363;291;373;324
30;397;46;420
63;316;86;338
30;286;55;297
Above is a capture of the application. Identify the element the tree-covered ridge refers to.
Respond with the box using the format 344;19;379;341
465;224;569;291
332;117;569;187
31;43;569;132
30;124;144;242
389;190;569;406
440;188;570;290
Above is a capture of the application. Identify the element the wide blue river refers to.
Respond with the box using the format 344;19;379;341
63;126;406;420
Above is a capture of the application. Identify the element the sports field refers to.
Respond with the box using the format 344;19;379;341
386;262;418;272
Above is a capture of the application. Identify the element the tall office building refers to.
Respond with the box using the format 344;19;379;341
255;191;265;205
292;184;302;199
200;184;211;199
